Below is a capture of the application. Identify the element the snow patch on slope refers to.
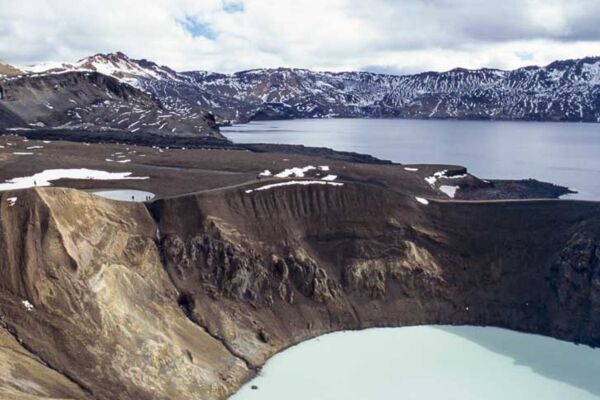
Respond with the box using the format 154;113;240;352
0;169;149;191
245;180;344;193
439;185;459;198
275;166;316;178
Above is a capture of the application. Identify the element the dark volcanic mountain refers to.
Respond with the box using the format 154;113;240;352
20;52;600;124
0;57;222;138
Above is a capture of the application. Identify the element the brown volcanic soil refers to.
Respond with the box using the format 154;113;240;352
0;60;22;77
0;133;572;200
0;134;595;400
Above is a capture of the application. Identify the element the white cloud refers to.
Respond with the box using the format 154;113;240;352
1;0;599;73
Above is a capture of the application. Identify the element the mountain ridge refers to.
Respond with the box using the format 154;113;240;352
3;52;600;132
16;51;600;75
73;52;600;123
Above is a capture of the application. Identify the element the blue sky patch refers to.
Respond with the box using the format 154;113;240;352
516;51;534;61
222;1;245;14
177;15;218;40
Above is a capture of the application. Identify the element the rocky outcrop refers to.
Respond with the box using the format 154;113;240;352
342;242;443;300
0;183;599;399
549;230;600;343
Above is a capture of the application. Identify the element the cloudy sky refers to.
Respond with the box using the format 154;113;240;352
1;0;600;74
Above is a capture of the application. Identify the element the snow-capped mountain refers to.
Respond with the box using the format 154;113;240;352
174;58;600;123
19;52;181;86
43;52;600;124
6;52;600;128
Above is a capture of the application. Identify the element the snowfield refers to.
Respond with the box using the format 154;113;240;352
425;170;449;186
0;169;149;191
440;185;460;198
275;166;316;178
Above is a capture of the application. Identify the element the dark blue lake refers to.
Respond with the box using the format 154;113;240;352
223;119;600;200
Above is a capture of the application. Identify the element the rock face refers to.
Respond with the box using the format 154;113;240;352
0;188;248;400
11;52;600;124
0;183;599;399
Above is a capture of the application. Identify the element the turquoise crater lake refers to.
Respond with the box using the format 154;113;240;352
229;326;600;400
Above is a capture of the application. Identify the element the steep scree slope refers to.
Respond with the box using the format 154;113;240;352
0;188;247;400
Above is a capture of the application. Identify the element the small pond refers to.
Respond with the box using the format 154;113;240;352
89;189;155;202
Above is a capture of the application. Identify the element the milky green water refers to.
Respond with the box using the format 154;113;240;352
229;326;600;400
